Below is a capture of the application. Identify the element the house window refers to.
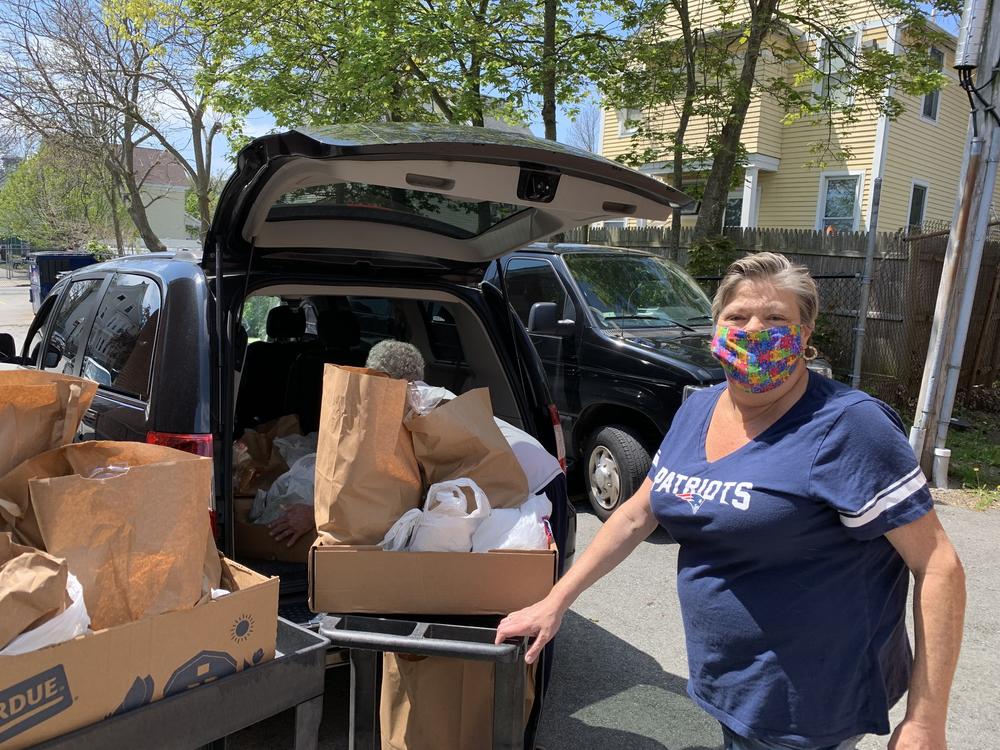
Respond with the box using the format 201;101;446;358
819;33;858;106
617;108;642;136
908;183;928;229
723;194;743;228
819;174;860;232
922;47;944;121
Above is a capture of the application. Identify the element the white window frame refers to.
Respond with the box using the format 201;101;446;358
617;108;642;137
907;179;930;228
813;31;861;107
920;47;945;125
815;168;866;232
723;190;744;228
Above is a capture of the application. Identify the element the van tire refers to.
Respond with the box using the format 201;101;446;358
583;425;651;521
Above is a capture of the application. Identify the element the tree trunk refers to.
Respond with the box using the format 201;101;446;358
693;0;778;241
121;140;166;252
542;0;558;141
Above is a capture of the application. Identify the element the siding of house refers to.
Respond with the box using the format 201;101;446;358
745;25;887;229
879;42;968;231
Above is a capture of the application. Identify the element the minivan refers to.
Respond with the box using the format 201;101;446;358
1;124;691;612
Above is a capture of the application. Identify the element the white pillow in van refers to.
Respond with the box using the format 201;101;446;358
494;419;562;495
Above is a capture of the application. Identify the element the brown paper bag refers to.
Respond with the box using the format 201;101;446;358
0;441;214;630
314;366;422;545
405;389;529;510
0;370;98;479
0;532;68;650
233;414;302;496
380;654;535;750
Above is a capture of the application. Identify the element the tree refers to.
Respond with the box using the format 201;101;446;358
0;142;131;248
0;0;227;249
602;0;957;241
567;100;602;151
197;0;613;147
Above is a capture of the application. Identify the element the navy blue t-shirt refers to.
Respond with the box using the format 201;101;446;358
648;372;932;748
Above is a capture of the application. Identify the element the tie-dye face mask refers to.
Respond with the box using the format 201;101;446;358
711;324;804;393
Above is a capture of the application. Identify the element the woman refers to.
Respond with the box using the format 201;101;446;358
496;252;966;750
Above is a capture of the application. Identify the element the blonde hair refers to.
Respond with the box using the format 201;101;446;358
712;252;819;326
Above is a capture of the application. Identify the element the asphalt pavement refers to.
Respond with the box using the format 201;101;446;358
0;271;35;347
232;500;997;750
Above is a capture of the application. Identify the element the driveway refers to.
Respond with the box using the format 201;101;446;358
0;271;35;347
232;500;996;750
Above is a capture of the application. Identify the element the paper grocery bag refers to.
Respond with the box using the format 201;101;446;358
234;414;302;496
0;370;98;478
0;441;214;630
314;365;422;545
0;532;68;651
380;653;535;750
406;389;529;510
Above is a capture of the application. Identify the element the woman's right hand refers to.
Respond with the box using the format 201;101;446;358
494;595;568;664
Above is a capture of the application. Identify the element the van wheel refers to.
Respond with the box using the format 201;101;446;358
584;426;651;521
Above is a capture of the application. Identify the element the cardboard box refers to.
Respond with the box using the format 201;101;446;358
309;543;557;615
233;496;315;564
0;558;278;750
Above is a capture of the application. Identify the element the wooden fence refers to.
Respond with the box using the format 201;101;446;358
563;225;1000;404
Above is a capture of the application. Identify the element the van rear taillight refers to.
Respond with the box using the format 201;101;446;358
145;431;214;457
548;404;567;472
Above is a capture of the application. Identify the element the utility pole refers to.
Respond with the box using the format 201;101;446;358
910;0;999;483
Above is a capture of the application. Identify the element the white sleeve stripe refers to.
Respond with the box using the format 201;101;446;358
840;471;928;528
846;466;922;518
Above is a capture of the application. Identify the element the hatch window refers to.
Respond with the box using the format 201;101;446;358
268;182;527;239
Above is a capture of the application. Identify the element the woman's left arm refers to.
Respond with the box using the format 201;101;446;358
885;509;966;750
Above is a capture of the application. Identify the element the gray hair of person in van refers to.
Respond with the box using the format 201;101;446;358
365;340;425;382
711;252;819;327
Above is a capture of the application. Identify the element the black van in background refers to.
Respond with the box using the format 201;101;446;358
486;244;724;519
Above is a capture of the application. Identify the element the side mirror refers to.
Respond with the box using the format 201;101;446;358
0;333;15;362
527;302;575;337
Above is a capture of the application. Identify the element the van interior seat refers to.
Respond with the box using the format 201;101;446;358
284;308;367;432
235;305;311;432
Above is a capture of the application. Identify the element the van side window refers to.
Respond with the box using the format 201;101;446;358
419;302;464;361
81;274;161;399
503;258;572;326
348;297;402;345
44;278;105;374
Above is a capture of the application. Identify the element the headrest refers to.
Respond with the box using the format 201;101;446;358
266;306;306;340
318;309;361;349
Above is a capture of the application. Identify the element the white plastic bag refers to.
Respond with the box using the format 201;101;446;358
379;508;425;551
471;492;552;552
250;453;317;525
0;572;91;656
272;432;318;467
406;381;456;416
408;479;491;552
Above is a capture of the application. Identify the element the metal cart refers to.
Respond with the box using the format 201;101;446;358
319;614;540;750
32;618;329;750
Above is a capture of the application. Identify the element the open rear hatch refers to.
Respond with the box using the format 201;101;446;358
203;123;691;276
205;124;691;584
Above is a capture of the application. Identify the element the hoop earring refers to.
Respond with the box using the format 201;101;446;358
804;345;818;361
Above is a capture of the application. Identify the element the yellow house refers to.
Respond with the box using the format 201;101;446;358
600;4;981;234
